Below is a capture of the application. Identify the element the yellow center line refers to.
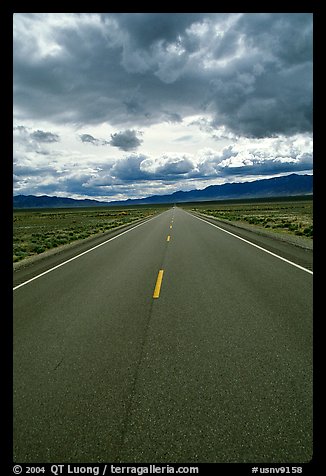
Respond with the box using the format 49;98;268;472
170;224;173;229
167;235;170;242
153;270;164;299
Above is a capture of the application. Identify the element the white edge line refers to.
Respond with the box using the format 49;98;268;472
188;212;313;275
13;213;162;291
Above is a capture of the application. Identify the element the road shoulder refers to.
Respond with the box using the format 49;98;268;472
13;213;161;288
187;210;313;272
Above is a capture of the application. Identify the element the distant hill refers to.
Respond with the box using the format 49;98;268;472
110;173;313;205
13;195;108;209
13;173;313;208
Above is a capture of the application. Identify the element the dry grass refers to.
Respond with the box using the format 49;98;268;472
13;206;164;262
189;197;313;239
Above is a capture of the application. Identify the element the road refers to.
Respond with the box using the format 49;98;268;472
13;207;313;463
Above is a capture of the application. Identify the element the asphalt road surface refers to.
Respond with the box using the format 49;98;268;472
13;207;313;463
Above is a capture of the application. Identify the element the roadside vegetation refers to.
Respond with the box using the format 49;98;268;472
13;197;313;263
13;206;165;263
188;196;313;239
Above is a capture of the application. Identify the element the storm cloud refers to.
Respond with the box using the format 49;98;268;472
14;13;312;137
109;129;143;151
30;130;60;143
13;13;313;201
79;134;101;145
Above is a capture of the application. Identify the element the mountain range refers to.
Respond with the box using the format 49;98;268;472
13;173;313;208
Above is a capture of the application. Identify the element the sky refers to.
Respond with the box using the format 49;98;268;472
13;13;313;202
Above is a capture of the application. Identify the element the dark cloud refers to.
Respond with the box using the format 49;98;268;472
208;57;312;137
30;130;60;142
217;157;313;178
14;163;58;177
13;143;312;200
13;125;28;133
14;13;312;138
105;13;209;49
13;125;62;159
148;156;195;178
14;125;60;144
80;134;101;145
206;13;313;137
109;129;143;151
13;13;313;201
93;154;195;186
236;13;312;67
110;154;149;181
